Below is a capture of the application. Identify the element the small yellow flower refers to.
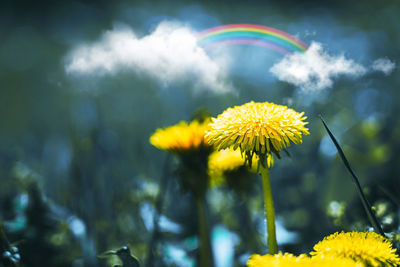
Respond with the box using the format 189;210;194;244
247;253;307;267
206;101;309;167
311;231;400;267
207;148;257;186
247;252;361;267
150;119;210;153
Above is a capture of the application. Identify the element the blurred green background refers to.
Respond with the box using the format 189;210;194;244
1;0;399;266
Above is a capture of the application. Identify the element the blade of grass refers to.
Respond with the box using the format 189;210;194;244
319;115;385;236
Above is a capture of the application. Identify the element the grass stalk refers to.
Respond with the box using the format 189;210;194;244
319;115;385;236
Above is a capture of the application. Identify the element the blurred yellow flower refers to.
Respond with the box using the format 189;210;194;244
311;231;400;267
247;252;361;267
207;148;257;186
206;101;309;167
150;119;210;153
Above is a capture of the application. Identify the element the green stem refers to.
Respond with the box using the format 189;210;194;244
196;195;214;267
260;164;278;254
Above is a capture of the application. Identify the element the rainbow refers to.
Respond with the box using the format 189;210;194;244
197;24;308;55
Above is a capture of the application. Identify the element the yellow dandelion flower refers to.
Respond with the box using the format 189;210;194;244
247;252;308;267
207;148;258;186
247;253;362;267
150;119;210;153
308;255;364;267
150;118;214;267
311;231;400;267
206;101;309;254
205;101;309;167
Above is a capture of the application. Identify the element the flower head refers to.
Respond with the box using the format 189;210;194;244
208;148;257;186
206;101;309;167
247;252;361;267
311;231;400;267
150;119;210;153
247;253;307;267
150;119;212;197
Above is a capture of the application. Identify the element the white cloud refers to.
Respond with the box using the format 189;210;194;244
65;21;231;94
371;58;396;75
269;42;367;92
